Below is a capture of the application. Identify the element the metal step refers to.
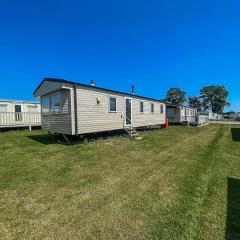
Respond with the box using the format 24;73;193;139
124;126;139;138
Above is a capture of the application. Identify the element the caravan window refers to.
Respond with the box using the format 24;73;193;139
109;97;117;112
28;105;38;112
50;93;61;112
160;104;164;114
140;101;144;113
151;103;154;113
0;104;7;112
41;96;50;113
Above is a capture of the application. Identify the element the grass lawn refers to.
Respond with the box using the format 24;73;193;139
0;124;240;239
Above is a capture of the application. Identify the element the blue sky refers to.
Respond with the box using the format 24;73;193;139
0;0;239;111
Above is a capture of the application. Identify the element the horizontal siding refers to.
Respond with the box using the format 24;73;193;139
76;88;124;134
76;86;166;134
41;90;72;134
132;100;165;127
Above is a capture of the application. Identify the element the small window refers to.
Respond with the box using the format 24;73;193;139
151;103;154;113
140;101;144;113
109;97;117;112
41;96;50;113
15;105;22;112
0;104;7;112
160;104;164;114
50;93;61;112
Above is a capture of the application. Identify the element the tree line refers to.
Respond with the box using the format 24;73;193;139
165;85;229;114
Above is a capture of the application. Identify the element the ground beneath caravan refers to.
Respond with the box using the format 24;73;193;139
0;125;240;239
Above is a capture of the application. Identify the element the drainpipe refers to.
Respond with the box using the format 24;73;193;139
73;83;78;135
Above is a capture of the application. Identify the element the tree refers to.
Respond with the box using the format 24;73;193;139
188;96;202;111
224;111;235;115
200;85;230;114
165;88;186;105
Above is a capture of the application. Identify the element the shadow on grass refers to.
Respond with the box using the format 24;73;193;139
27;131;126;145
225;177;240;240
27;126;163;145
28;134;58;145
231;128;240;142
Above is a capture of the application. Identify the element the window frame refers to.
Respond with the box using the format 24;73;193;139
27;105;38;113
41;95;50;113
41;91;62;114
160;104;164;114
0;104;7;112
50;93;61;113
140;101;144;113
109;96;117;112
151;103;154;113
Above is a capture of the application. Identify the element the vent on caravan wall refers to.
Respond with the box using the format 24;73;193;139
90;80;95;86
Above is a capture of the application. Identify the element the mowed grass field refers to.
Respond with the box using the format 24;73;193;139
0;124;240;239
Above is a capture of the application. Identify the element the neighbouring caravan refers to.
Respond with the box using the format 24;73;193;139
0;99;41;128
166;104;197;124
33;78;166;137
166;104;209;126
199;111;221;121
0;99;40;113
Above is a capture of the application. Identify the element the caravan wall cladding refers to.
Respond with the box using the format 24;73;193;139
39;84;166;136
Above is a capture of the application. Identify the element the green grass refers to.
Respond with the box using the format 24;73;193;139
0;124;240;239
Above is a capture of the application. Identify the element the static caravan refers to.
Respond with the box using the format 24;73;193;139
0;99;40;113
166;104;197;125
199;111;221;121
236;112;240;121
0;99;41;128
33;78;166;137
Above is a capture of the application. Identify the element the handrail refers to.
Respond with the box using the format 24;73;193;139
0;112;41;126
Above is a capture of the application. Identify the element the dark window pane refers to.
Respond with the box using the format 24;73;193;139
50;93;61;112
109;97;116;111
160;105;164;114
41;96;50;113
140;101;144;112
126;99;131;124
151;103;154;113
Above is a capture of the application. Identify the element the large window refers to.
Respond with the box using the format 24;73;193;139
41;96;50;113
28;105;38;112
160;104;164;114
0;104;7;112
140;101;144;113
151;103;154;113
50;93;61;112
109;97;117;112
41;92;61;113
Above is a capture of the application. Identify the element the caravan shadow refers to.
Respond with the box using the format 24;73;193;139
231;128;240;142
28;134;58;145
225;177;240;240
28;126;163;145
27;130;127;145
